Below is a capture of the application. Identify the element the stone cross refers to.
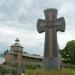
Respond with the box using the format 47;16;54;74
37;8;66;69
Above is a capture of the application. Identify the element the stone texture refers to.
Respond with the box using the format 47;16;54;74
37;8;66;69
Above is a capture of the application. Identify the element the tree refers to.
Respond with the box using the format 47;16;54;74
61;40;75;64
4;49;9;55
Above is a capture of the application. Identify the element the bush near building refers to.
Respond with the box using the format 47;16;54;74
25;64;41;69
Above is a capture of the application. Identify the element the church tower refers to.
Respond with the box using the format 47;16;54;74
11;38;23;63
5;38;23;66
11;38;23;74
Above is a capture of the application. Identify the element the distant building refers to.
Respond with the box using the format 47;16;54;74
5;38;43;66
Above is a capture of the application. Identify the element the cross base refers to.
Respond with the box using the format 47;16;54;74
43;56;60;69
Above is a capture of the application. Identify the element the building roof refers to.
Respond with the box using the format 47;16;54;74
15;38;20;42
11;38;23;47
22;52;43;59
6;51;43;59
11;43;23;47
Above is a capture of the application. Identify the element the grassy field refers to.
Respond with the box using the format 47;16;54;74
25;69;75;75
1;65;75;75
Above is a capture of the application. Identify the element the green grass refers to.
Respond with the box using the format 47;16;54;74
25;69;75;75
1;64;75;75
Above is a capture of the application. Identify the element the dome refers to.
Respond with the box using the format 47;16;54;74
11;38;23;48
11;43;23;47
15;38;20;42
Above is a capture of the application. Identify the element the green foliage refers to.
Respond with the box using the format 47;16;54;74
61;40;75;64
0;66;4;73
0;66;18;75
11;64;18;68
12;69;18;75
25;64;41;69
3;49;9;55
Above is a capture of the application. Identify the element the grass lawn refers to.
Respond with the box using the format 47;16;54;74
1;65;75;75
25;68;75;75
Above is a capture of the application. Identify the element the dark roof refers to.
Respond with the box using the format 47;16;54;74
22;53;43;59
11;43;23;47
11;38;23;47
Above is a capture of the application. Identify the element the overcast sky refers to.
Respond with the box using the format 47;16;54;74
0;0;75;56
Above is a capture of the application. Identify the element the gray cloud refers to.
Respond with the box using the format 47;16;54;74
0;0;75;55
